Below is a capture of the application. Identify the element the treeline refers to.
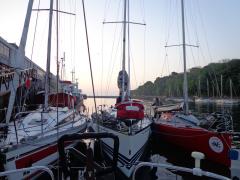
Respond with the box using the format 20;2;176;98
131;59;240;98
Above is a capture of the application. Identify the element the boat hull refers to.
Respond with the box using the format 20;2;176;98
152;122;231;167
1;122;87;180
92;122;151;177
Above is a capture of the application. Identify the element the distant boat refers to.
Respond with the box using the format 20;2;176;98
194;77;240;105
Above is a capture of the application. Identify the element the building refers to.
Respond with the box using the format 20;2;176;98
0;36;57;121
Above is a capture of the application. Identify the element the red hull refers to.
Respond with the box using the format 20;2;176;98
152;122;232;167
49;93;75;108
116;100;144;120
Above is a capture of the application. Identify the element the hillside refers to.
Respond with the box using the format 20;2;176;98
131;59;240;98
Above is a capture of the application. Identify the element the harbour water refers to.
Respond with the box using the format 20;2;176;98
85;97;240;179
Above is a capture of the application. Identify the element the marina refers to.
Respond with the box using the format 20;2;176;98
0;0;240;179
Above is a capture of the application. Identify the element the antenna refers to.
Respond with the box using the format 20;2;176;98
60;52;65;80
70;69;75;83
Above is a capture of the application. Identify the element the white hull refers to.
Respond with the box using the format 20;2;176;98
0;109;87;180
92;119;151;177
3;124;86;180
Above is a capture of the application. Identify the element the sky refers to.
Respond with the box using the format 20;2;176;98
0;0;240;96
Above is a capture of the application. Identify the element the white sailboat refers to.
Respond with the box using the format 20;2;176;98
91;0;151;177
0;0;87;179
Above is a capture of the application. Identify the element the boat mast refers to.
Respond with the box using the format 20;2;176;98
220;74;223;98
230;78;233;99
207;78;209;97
198;77;201;97
61;52;66;80
127;0;131;99
121;0;127;102
44;0;54;111
212;84;215;98
5;0;34;123
181;0;189;114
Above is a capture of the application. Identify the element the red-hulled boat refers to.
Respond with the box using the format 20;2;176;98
49;92;75;108
152;112;232;167
116;100;144;121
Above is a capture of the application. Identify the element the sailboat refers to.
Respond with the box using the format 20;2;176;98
0;0;87;179
152;0;239;168
91;0;152;177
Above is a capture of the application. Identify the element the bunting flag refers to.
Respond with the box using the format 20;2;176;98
25;77;31;89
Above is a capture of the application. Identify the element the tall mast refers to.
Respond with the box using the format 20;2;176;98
71;69;75;83
230;78;233;99
44;0;54;110
212;84;215;97
198;77;201;97
181;0;189;114
61;52;66;80
127;0;131;98
5;0;34;123
220;74;223;98
121;0;127;102
207;78;209;97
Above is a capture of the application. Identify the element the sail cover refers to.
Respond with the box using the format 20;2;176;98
117;70;129;91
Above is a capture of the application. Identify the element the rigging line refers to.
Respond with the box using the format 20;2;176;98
185;9;197;68
166;51;170;76
73;0;77;76
103;21;145;26
30;0;41;65
56;0;59;160
196;0;213;62
127;0;130;97
81;0;97;114
105;0;122;95
196;0;220;97
198;46;217;93
32;9;76;16
165;0;173;45
143;24;146;85
105;29;122;96
186;1;199;68
189;1;199;46
189;1;200;66
140;0;146;24
103;0;111;22
69;0;74;70
101;24;104;103
160;48;168;77
176;0;182;74
130;47;138;89
62;0;66;71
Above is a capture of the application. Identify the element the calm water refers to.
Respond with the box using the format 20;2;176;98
85;98;240;179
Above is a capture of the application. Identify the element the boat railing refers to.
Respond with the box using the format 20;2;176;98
206;111;233;132
10;108;78;144
0;166;54;180
132;152;231;180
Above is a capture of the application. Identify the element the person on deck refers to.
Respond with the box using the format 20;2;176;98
116;92;122;104
152;97;162;106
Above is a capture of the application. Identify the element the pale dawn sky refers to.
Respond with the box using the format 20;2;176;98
0;0;239;95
